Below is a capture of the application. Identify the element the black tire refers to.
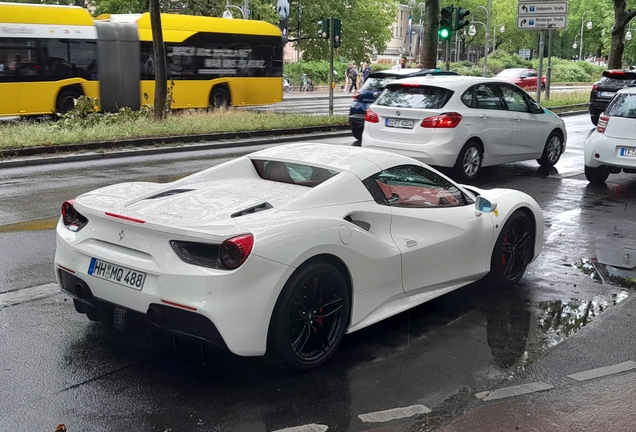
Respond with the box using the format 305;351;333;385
488;210;534;288
56;90;81;114
283;82;293;93
590;114;599;126
537;130;563;167
352;127;363;141
267;261;350;371
209;87;230;109
585;165;610;184
454;140;482;181
308;83;314;91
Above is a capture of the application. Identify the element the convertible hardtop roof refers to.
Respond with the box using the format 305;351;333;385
248;143;418;177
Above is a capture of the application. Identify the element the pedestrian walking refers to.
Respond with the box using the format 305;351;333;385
362;63;371;83
347;65;358;93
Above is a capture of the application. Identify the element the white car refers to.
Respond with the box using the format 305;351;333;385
361;76;567;181
584;86;636;184
55;143;544;370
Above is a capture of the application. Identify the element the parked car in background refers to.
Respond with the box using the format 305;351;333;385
588;69;636;125
349;68;459;140
361;76;566;181
584;86;636;183
495;68;546;91
54;142;544;371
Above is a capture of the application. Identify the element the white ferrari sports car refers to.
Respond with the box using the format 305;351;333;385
55;143;544;370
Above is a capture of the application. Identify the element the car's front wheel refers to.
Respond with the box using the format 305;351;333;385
454;141;482;181
488;210;534;288
267;261;350;371
585;165;610;184
537;131;563;167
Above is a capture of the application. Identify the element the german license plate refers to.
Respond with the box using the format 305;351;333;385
599;91;616;98
88;258;146;290
620;147;636;157
386;118;414;129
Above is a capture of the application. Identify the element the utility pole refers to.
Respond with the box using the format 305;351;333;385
329;18;334;115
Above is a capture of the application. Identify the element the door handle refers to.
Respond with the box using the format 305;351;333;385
479;114;487;119
405;239;418;247
513;116;522;122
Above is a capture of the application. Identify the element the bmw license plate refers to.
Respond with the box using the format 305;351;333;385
599;91;616;98
88;258;146;290
386;118;414;129
620;147;636;157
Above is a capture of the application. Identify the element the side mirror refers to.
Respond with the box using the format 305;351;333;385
475;196;497;214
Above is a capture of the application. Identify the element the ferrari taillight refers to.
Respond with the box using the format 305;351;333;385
421;112;462;128
220;234;254;270
61;199;88;232
365;109;379;123
597;114;610;134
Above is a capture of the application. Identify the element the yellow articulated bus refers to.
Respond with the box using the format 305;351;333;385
0;2;283;117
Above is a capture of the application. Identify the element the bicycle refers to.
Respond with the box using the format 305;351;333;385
300;74;314;91
282;74;293;93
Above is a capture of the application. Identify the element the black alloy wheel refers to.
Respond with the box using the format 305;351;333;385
488;210;534;288
267;261;350;371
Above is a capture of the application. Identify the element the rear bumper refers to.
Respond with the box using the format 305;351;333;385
55;223;292;356
589;99;610;116
584;132;636;170
348;113;365;130
361;133;461;168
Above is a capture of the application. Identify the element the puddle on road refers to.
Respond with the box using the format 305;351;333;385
0;217;58;232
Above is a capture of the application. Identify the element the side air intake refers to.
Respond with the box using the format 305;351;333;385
231;202;273;218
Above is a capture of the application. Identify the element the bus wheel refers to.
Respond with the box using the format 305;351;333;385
56;90;81;114
209;88;230;109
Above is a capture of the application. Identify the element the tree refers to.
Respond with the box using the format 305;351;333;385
421;0;439;68
290;0;397;63
149;0;167;119
609;0;636;68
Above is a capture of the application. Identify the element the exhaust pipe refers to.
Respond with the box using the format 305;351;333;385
74;282;93;301
147;306;161;325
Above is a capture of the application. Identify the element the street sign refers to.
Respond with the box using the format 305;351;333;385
517;16;567;30
517;2;568;15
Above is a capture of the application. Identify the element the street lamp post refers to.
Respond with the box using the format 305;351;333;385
473;0;491;77
222;0;248;19
579;11;592;63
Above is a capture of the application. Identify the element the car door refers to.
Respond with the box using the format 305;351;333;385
460;83;513;159
519;70;538;90
369;165;495;293
499;84;548;159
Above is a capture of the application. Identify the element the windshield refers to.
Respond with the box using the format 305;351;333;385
496;69;522;78
375;85;452;109
606;93;636;118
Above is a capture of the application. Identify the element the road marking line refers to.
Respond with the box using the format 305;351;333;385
567;361;636;381
358;404;431;423
475;382;554;401
272;424;328;432
0;283;59;308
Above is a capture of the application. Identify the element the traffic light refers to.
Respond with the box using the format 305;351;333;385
333;18;342;47
317;19;329;39
439;6;453;40
455;8;470;31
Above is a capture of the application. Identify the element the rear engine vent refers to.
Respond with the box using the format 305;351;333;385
146;189;194;200
231;202;273;218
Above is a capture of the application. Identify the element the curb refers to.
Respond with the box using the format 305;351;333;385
0;127;353;169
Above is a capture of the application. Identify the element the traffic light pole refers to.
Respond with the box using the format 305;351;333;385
329;17;334;116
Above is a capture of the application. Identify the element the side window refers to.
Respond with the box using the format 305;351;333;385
500;85;530;113
461;84;502;110
366;165;467;208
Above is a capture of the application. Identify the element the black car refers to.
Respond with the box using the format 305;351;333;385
348;68;459;140
589;69;636;125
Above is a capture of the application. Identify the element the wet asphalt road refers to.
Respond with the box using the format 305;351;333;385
2;114;636;431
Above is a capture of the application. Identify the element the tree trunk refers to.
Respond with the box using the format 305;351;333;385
150;0;168;120
421;0;439;68
610;0;636;69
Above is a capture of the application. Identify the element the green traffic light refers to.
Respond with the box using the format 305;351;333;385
439;28;450;39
